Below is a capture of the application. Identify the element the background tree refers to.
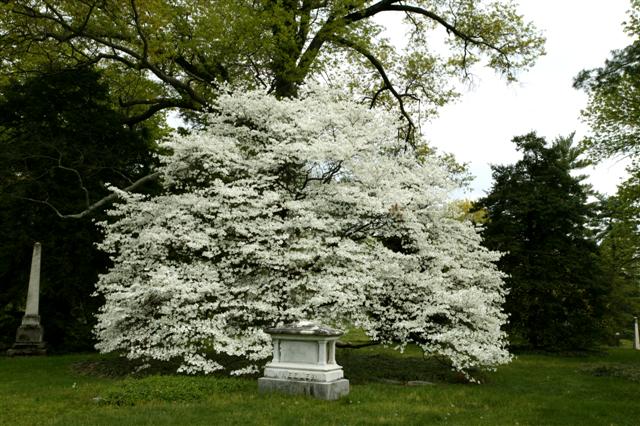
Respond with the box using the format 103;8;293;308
596;178;640;342
0;67;159;351
475;133;610;350
454;199;488;224
574;0;640;163
0;0;545;139
574;1;640;339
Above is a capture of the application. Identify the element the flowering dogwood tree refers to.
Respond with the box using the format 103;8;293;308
94;90;510;378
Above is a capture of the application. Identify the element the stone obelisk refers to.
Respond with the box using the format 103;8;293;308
634;317;640;351
7;242;46;356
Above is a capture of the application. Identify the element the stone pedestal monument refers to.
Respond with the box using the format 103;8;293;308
7;242;46;356
634;317;640;351
258;321;349;400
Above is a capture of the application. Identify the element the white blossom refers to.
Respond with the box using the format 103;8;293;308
94;89;510;379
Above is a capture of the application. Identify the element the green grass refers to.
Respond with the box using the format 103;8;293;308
1;345;639;425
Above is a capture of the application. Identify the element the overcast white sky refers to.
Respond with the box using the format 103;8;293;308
380;0;634;199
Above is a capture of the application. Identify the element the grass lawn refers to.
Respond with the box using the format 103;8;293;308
1;342;639;425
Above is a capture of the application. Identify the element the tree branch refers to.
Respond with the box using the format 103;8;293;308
130;0;149;60
13;2;208;109
296;0;314;53
331;35;416;144
343;2;510;61
121;98;200;125
342;0;400;23
368;84;388;108
16;171;161;219
174;55;228;85
383;4;507;57
55;164;91;209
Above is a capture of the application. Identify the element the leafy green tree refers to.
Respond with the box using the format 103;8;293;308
454;199;488;224
574;2;640;339
0;0;545;139
574;1;640;162
0;67;159;351
596;176;640;342
475;133;610;350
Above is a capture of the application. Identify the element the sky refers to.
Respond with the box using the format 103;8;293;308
379;0;635;199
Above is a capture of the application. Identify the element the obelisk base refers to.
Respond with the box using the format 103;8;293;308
7;322;46;356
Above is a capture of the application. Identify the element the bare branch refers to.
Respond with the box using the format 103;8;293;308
295;160;343;199
17;171;162;219
342;216;388;239
55;164;91;208
14;196;68;218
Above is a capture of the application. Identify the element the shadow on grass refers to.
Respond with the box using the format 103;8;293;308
580;363;640;382
509;346;608;358
71;352;260;380
72;349;478;385
337;350;479;385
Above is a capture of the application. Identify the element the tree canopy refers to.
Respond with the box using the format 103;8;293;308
1;0;545;139
574;1;640;163
475;133;610;350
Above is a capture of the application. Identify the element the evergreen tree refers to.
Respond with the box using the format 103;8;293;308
475;133;610;350
0;68;158;351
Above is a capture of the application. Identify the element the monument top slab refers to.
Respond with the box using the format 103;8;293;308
265;320;343;337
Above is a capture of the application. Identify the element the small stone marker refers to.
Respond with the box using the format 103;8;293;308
258;321;349;400
634;317;640;351
7;242;46;356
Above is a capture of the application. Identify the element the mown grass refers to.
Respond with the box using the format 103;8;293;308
1;343;639;425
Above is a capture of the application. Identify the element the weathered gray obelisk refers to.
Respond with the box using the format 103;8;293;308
634;317;640;351
7;242;46;356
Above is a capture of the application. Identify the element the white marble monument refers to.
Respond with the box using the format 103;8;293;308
258;321;349;400
7;242;46;356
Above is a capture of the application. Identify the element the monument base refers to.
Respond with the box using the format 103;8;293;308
7;324;46;356
258;377;349;400
15;323;44;342
7;342;47;356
